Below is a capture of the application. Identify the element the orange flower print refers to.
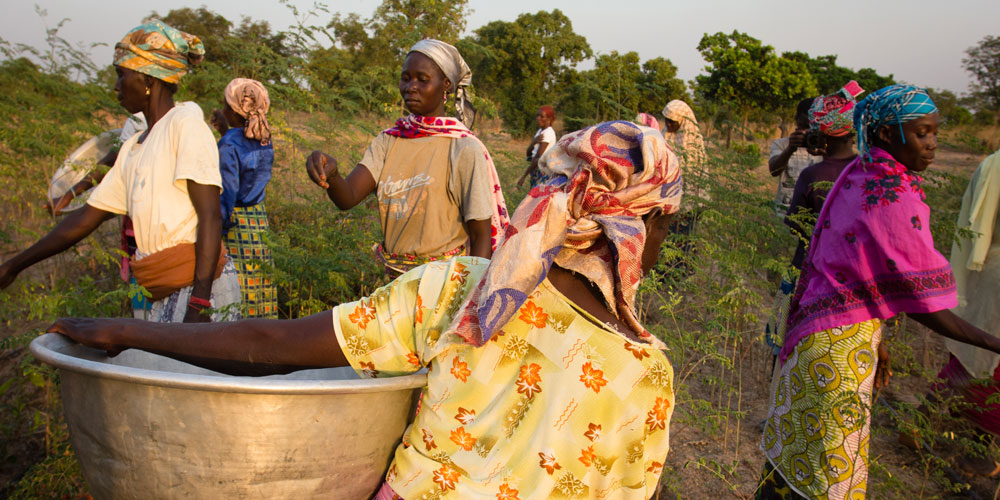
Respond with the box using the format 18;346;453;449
406;352;421;367
584;423;602;442
518;301;548;328
450;262;470;284
647;461;663;475
422;428;436;450
455;407;476;425
414;294;424;325
578;445;596;467
359;361;379;379
347;301;376;329
538;451;561;475
645;397;671;432
451;356;471;382
516;363;543;398
432;464;460;491
579;362;608;393
496;483;520;500
450;426;477;451
624;341;650;360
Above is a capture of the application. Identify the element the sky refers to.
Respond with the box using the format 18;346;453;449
2;0;997;95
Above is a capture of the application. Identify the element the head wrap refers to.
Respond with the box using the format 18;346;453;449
808;80;864;137
224;78;272;145
539;105;555;121
854;84;938;160
660;100;706;167
408;39;474;124
635;112;660;130
114;20;204;85
449;121;684;347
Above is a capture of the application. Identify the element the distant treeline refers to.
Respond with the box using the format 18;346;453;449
2;1;995;136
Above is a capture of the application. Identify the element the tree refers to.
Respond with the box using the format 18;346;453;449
637;57;688;115
926;88;973;127
963;35;1000;115
462;9;591;133
696;31;815;143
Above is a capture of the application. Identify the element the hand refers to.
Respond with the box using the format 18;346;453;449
47;317;126;356
516;173;527;188
874;340;892;391
305;151;338;190
0;261;19;289
788;129;807;150
44;192;75;216
183;304;212;323
210;109;229;135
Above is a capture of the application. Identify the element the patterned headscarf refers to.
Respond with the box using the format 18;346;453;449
808;80;864;137
114;20;204;85
224;78;272;145
854;84;938;160
408;39;474;124
635;112;660;130
661;100;706;167
449;121;684;347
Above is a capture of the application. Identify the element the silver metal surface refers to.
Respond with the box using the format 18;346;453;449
30;333;426;500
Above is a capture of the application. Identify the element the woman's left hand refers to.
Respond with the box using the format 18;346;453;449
875;340;892;391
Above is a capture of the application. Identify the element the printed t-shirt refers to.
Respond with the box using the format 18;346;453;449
87;102;221;255
332;257;675;499
770;137;821;216
360;133;496;257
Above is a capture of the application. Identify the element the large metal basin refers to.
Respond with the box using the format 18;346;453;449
29;333;426;500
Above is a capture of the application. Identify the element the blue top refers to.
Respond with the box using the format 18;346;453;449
218;128;274;231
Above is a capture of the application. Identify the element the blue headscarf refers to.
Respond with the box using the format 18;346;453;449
853;84;937;159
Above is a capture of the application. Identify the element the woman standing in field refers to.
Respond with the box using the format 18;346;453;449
516;105;557;188
216;78;278;319
305;39;508;278
756;85;1000;500
661;100;706;169
50;120;684;499
935;147;1000;475
0;21;240;323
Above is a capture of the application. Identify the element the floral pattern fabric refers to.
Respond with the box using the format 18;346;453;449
332;257;675;499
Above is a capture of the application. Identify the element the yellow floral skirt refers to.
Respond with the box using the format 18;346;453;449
760;319;882;500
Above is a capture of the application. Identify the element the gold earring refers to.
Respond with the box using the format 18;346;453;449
145;87;151;96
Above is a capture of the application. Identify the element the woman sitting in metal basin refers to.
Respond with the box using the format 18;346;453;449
50;120;684;499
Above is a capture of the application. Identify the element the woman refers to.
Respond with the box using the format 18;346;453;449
661;100;707;169
0;20;240;323
217;78;277;319
936;148;1000;475
634;112;660;131
305;39;508;277
516;105;556;188
756;85;1000;500
50;121;684;499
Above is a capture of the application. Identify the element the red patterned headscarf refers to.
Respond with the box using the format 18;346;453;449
449;121;684;347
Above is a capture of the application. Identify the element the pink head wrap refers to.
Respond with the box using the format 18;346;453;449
224;78;272;145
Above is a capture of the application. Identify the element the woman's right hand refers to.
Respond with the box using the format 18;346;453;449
44;192;75;216
305;151;339;190
0;261;20;289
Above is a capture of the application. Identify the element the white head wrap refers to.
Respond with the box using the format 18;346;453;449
408;39;474;124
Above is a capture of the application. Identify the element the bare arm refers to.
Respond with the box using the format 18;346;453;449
769;131;806;177
466;219;493;259
0;204;115;288
910;310;1000;354
186;180;223;323
518;141;550;187
47;312;348;376
304;151;377;210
